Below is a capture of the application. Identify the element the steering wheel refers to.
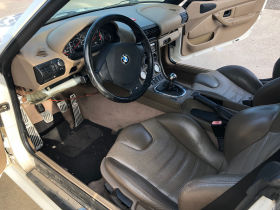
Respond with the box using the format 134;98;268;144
84;14;153;103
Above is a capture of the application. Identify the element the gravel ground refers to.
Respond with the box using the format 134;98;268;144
0;0;32;18
266;0;280;10
0;173;41;210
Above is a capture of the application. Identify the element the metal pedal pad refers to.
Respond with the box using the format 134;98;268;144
20;107;43;150
56;100;68;113
35;103;53;124
40;110;53;124
70;94;83;127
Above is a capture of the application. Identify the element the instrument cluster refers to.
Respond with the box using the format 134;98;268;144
63;23;119;60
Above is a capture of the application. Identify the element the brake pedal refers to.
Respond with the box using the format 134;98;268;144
35;103;53;123
56;100;68;113
70;94;83;127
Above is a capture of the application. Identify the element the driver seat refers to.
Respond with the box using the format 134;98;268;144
101;104;280;210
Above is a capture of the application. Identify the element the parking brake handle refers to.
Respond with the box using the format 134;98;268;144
192;92;234;121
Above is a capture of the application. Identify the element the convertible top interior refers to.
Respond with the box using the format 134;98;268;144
10;0;280;209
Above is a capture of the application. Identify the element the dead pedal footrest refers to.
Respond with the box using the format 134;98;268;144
20;107;43;150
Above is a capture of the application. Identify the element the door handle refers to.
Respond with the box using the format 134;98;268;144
213;13;255;26
223;10;232;17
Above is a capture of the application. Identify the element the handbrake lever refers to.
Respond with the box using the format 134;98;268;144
192;92;234;121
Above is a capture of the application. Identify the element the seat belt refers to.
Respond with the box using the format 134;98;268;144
192;92;234;121
191;109;226;151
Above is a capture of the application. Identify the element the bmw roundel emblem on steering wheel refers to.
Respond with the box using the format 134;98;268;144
121;54;129;65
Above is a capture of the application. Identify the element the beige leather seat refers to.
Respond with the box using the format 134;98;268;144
192;58;280;106
101;104;280;210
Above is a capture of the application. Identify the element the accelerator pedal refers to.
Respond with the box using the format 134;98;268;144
70;94;83;127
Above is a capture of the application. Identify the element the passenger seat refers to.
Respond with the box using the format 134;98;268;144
192;58;280;106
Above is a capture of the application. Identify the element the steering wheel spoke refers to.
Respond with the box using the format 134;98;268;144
97;62;112;82
136;44;145;56
128;79;142;94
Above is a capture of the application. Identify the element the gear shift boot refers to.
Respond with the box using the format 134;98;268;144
155;73;186;97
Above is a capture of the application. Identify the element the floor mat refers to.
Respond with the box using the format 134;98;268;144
40;120;117;184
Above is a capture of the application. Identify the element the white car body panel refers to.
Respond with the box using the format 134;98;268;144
0;1;59;209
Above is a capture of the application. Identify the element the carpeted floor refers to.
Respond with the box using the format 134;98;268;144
40;119;117;184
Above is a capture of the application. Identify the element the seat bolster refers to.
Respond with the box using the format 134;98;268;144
217;65;263;94
194;73;219;88
116;124;153;151
192;71;253;104
253;78;280;106
272;58;280;79
178;174;242;210
224;104;280;161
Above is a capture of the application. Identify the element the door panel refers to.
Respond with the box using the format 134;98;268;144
181;0;266;56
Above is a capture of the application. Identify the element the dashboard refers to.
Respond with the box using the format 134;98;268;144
63;23;120;60
11;3;186;92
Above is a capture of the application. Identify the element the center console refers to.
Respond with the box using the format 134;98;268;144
140;39;193;112
148;40;188;98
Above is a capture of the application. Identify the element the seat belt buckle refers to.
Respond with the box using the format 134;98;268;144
211;120;223;125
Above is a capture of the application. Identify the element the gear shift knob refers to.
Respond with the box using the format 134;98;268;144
169;73;177;82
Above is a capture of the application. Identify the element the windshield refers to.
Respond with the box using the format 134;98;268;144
50;0;164;22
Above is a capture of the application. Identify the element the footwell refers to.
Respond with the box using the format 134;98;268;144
40;119;117;184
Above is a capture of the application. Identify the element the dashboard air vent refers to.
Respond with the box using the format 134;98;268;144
143;25;160;39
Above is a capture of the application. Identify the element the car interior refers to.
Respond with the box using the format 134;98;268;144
9;0;280;209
